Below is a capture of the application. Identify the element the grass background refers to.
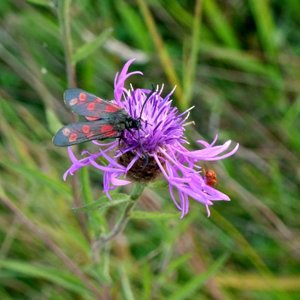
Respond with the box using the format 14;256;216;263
1;0;300;299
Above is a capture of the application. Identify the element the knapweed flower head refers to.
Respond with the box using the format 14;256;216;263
64;59;239;218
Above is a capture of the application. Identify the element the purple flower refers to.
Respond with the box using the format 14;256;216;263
64;59;239;218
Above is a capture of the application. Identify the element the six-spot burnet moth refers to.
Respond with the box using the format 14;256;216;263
53;88;148;147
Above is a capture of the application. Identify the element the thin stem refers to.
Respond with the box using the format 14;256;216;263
92;183;145;261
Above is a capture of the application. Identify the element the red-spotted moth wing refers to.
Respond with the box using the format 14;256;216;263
53;119;121;146
53;88;141;147
64;88;122;118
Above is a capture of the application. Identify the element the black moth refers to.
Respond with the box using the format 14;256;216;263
53;88;141;147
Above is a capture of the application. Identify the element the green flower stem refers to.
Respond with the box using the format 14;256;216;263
92;183;145;261
130;182;146;201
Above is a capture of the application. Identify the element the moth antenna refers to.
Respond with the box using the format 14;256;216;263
137;85;156;167
139;84;156;120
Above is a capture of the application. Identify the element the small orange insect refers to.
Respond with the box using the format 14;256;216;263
204;169;218;187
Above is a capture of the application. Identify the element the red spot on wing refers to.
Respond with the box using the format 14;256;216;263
69;133;78;142
87;103;95;111
105;104;120;113
100;124;114;133
82;125;90;134
106;131;117;137
99;124;117;137
95;97;102;103
79;93;87;101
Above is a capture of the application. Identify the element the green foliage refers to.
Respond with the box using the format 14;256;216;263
0;0;300;299
72;28;113;64
72;193;130;213
168;253;229;300
0;260;91;297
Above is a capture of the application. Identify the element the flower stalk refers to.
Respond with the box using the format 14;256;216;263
92;183;145;261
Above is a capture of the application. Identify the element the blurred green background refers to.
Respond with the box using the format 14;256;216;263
1;0;300;299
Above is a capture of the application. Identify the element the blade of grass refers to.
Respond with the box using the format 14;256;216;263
216;273;300;291
142;264;153;300
157;253;192;285
78;168;94;205
0;40;63;113
130;211;180;220
57;0;76;88
183;0;203;109
116;0;152;52
72;195;131;213
0;194;103;298
210;208;271;275
204;0;240;48
249;0;278;60
0;260;91;296
0;161;71;196
119;264;135;300
162;0;193;28
168;253;229;300
72;28;113;64
136;0;184;108
57;0;91;243
27;0;49;7
200;44;280;79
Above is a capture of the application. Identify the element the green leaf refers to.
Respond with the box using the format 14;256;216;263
200;44;280;80
46;108;63;135
249;0;277;59
72;28;113;64
169;253;229;300
119;265;135;300
0;161;71;196
130;211;180;220
204;0;240;48
0;260;91;297
157;253;193;285
72;193;130;213
148;179;168;189
142;264;152;300
79;168;94;204
116;0;152;51
27;0;50;7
